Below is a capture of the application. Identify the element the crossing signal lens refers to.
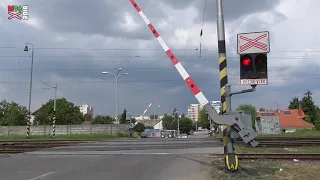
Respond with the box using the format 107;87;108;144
255;54;267;65
242;57;252;66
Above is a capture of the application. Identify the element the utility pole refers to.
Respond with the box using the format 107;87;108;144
102;68;128;124
153;112;155;129
216;0;238;171
24;43;34;138
177;115;180;136
53;84;57;138
209;115;212;136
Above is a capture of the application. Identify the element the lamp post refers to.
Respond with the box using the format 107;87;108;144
174;109;179;137
24;43;34;137
102;68;128;124
157;105;160;129
43;83;57;138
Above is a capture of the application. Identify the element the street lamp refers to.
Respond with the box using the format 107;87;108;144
24;43;34;137
157;105;160;129
173;109;180;137
43;83;58;138
102;68;128;124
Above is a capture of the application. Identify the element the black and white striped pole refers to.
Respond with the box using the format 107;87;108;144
52;84;57;138
44;83;57;138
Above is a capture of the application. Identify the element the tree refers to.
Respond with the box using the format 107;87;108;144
0;99;28;126
92;115;114;124
162;113;175;130
84;114;93;122
172;108;178;118
289;97;300;109
131;117;136;124
150;114;159;119
179;117;193;134
145;126;154;129
181;113;186;118
198;109;209;129
192;122;197;131
133;122;145;132
300;90;320;127
236;104;257;130
119;109;127;124
259;108;266;111
33;98;84;125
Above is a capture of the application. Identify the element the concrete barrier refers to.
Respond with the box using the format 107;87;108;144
0;124;130;136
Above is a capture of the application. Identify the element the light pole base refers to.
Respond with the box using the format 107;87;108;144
224;153;239;172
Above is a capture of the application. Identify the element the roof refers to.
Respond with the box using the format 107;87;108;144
81;121;92;125
258;106;314;128
278;108;314;128
137;119;161;127
257;111;278;117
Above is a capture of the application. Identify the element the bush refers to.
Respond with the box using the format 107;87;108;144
116;132;129;137
133;122;145;132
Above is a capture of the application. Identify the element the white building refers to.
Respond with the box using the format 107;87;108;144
187;104;202;122
187;101;221;122
79;103;93;116
209;101;222;114
134;115;164;121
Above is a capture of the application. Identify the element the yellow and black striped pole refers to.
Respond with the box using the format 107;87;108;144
219;56;228;153
217;0;238;171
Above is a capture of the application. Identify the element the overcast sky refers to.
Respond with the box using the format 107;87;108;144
0;0;320;117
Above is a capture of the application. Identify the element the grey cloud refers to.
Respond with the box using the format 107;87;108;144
1;0;320;117
25;0;172;40
192;0;282;22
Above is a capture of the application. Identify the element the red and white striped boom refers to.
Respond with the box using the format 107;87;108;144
141;100;154;119
129;0;209;107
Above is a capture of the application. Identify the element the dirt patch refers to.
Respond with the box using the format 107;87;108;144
210;159;320;180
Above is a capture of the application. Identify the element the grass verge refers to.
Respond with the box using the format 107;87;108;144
258;129;320;137
207;129;320;139
234;144;320;153
210;159;320;180
0;133;128;141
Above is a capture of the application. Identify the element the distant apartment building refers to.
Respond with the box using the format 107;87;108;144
79;103;94;116
187;101;221;122
187;104;201;122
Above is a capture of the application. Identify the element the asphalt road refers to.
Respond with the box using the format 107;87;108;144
0;132;223;180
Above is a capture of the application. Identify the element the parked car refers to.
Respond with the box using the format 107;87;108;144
140;132;148;138
180;134;188;138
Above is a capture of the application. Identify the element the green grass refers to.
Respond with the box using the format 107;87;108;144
207;129;320;139
234;144;320;153
257;129;320;137
0;133;128;141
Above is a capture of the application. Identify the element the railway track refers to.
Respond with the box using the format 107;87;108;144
217;137;320;147
0;140;93;154
236;153;320;160
217;136;320;141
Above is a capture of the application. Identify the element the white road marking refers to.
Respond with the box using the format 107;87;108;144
28;172;54;180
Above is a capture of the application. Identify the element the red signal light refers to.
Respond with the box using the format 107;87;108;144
242;57;252;66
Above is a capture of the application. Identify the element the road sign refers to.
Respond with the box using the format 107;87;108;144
126;112;131;120
240;78;268;85
237;31;270;54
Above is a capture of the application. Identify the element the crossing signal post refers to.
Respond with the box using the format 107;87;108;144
240;53;268;85
237;31;270;85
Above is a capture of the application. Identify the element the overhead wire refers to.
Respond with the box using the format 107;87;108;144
2;46;320;53
196;0;207;57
